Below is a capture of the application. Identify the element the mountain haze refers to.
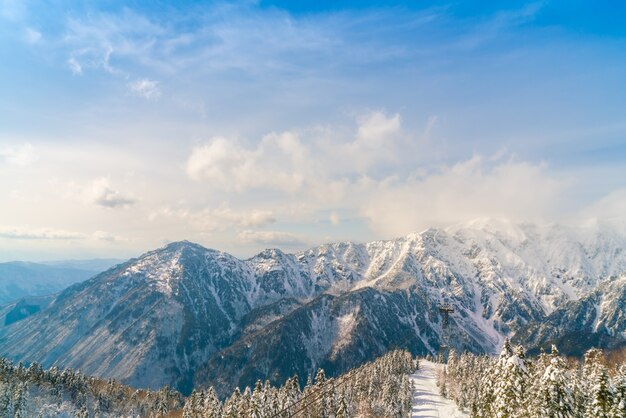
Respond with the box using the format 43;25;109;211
0;261;117;305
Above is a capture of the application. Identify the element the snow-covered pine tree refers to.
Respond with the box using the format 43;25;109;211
182;400;193;418
222;387;241;418
537;345;574;418
204;387;222;418
153;387;170;417
493;343;530;418
438;366;448;397
476;356;497;418
249;379;264;418
587;361;612;418
336;391;348;418
0;382;11;414
569;365;586;418
12;382;27;418
611;364;626;418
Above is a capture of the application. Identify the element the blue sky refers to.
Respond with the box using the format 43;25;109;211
0;0;625;260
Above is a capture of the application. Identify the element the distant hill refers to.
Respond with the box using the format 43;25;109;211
0;259;122;305
40;258;124;272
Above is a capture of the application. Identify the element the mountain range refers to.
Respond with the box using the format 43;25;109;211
0;219;624;396
0;259;121;305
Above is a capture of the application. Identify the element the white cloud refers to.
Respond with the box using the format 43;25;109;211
237;230;306;246
329;212;340;226
359;156;566;237
129;78;161;100
186;133;308;193
186;111;404;194
67;58;82;75
86;177;136;209
332;111;404;173
579;189;626;224
0;226;86;240
356;111;401;141
0;143;38;166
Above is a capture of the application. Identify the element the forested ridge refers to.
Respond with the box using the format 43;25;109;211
438;341;626;418
0;350;415;417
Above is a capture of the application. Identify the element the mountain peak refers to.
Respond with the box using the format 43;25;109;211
162;240;207;252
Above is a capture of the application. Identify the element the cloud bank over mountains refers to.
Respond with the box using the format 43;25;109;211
0;1;625;259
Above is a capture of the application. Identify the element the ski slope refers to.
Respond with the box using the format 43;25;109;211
410;360;467;418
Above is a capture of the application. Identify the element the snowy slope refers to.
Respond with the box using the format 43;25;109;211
512;272;626;354
411;360;467;418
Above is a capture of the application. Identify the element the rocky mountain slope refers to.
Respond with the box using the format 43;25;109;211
0;220;623;395
512;272;626;355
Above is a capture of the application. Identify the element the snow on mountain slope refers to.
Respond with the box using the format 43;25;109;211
0;220;623;395
0;242;260;394
512;272;626;355
196;287;445;397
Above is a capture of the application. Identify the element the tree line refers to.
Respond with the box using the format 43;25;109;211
438;340;626;418
0;349;416;417
182;349;415;417
0;357;182;417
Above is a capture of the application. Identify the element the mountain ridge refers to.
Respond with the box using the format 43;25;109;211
0;219;624;395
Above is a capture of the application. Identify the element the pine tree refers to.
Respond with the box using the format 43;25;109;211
223;387;241;418
12;382;27;418
204;387;222;418
0;383;11;414
238;387;252;416
336;391;348;418
477;358;497;418
526;347;550;417
583;348;612;418
153;389;169;417
493;343;529;418
588;363;612;418
537;346;574;418
569;366;587;418
611;364;626;418
182;401;194;418
439;366;448;397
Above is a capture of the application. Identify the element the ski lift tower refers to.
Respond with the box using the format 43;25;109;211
438;303;454;360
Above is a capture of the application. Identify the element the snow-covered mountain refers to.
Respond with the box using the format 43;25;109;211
0;220;624;395
512;272;626;355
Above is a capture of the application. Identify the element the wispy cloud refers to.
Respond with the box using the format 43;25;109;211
129;78;161;100
93;230;128;242
0;226;85;240
149;205;276;233
67;57;82;75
